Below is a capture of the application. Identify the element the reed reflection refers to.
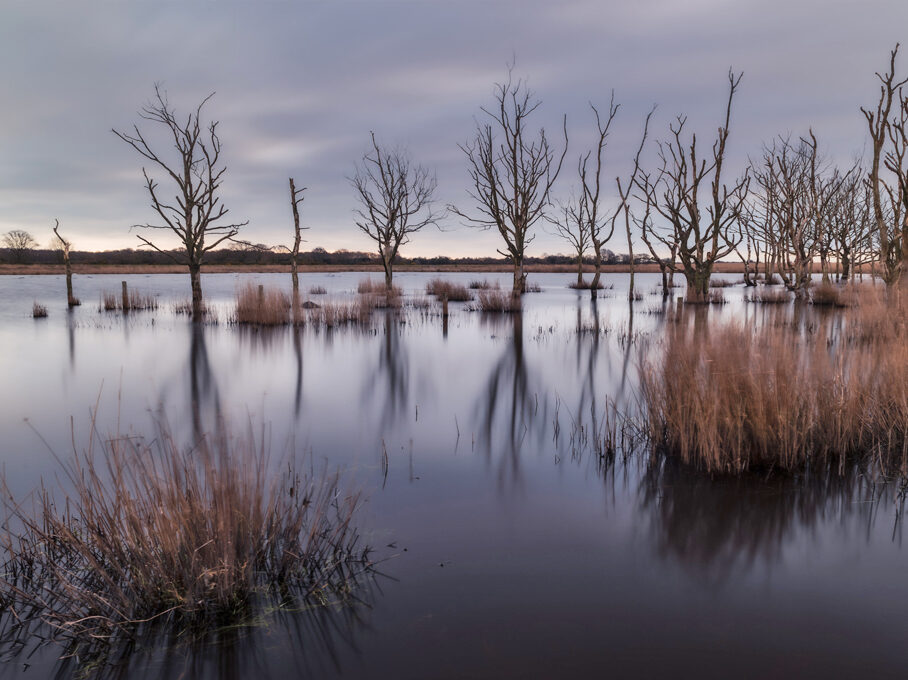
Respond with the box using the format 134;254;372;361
638;456;890;582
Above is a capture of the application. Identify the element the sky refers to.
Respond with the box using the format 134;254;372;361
1;0;905;258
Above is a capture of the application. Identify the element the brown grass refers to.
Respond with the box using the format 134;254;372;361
708;278;737;288
234;283;291;325
810;283;855;307
474;289;522;313
0;416;370;652
306;300;374;327
568;279;606;290
641;294;908;474
469;279;499;290
99;289;159;312
308;285;327;295
426;277;471;301
32;302;47;318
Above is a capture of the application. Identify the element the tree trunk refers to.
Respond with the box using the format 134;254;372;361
189;262;203;319
685;269;711;303
576;253;584;288
512;258;525;295
661;265;669;298
64;254;76;307
841;248;851;282
590;248;602;297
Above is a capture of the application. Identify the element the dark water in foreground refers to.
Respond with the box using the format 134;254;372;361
0;272;905;679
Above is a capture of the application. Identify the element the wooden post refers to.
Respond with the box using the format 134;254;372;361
122;281;129;313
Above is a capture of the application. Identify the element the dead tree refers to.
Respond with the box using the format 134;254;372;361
861;43;908;288
619;106;657;300
113;85;247;318
350;132;438;289
51;220;79;307
2;230;37;264
453;71;567;295
548;196;591;287
829;169;874;282
636;70;749;302
288;178;307;298
580;96;620;292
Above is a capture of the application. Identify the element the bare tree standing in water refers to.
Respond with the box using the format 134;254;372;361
52;219;79;307
453;69;567;295
351;132;439;289
113;85;247;319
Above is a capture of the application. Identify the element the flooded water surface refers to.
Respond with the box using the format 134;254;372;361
0;272;905;679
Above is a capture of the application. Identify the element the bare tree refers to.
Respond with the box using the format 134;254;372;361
861;43;908;288
547;196;591;287
636;70;749;302
452;71;568;295
288;178;307;299
2;230;38;264
619;106;657;300
51;220;79;307
579;96;620;292
113;85;247;317
350;132;438;289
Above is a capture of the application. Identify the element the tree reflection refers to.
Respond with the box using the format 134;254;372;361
474;312;550;489
189;323;221;438
363;312;410;427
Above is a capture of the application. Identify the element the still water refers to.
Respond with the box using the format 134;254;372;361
0;272;905;679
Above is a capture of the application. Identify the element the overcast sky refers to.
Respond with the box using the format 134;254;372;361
1;0;905;257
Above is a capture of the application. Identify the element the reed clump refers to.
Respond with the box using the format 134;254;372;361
31;302;48;318
474;289;522;313
308;285;328;295
469;279;498;290
568;279;605;290
99;289;159;312
810;283;854;307
641;296;908;474
307;300;373;327
0;417;370;651
234;283;291;325
426;278;471;301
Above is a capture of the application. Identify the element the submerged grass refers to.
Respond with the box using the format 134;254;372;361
99;289;159;313
234;283;291;325
473;289;522;313
425;278;471;301
0;416;371;657
31;302;47;318
641;289;908;474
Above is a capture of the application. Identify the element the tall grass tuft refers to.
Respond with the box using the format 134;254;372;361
426;278;471;301
641;299;908;474
234;283;291;325
31;302;48;318
474;289;522;313
308;285;327;295
469;279;499;290
0;416;371;651
746;288;790;304
99;289;158;312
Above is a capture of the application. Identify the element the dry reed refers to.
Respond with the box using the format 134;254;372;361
426;278;471;301
641;294;908;474
469;279;498;290
234;283;291;325
99;289;159;312
0;416;370;654
31;302;47;318
746;288;790;304
474;289;522;313
308;285;327;295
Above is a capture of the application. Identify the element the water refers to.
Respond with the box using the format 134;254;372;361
0;272;905;679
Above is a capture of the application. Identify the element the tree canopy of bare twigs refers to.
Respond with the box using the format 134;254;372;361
113;84;247;317
549;95;621;292
861;43;908;288
2;229;38;263
350;132;439;289
452;70;568;295
745;132;854;297
636;70;749;303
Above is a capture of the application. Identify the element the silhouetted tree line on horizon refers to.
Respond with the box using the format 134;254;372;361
0;242;657;268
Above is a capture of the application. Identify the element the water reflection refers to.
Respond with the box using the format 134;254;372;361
638;456;892;582
189;323;221;437
364;313;410;426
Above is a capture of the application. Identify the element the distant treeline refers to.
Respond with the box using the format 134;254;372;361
0;246;657;267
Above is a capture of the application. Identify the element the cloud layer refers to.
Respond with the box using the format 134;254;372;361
1;0;904;256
